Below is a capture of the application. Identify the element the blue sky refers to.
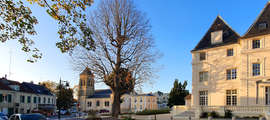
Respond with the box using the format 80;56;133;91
0;0;269;93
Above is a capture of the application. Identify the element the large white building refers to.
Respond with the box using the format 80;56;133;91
186;1;270;118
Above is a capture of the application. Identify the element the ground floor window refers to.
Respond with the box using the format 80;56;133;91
20;108;24;113
226;90;237;106
96;101;100;107
87;101;92;107
265;87;270;105
104;101;110;107
199;91;208;106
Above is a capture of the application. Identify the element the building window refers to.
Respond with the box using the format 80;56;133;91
253;63;260;76
199;91;208;106
79;79;82;86
227;49;233;56
226;90;237;106
33;97;37;104
38;97;41;104
48;98;50;104
140;97;142;102
226;69;237;80
199;71;208;82
104;101;110;107
96;101;100;107
140;105;142;110
7;94;12;103
43;97;46;104
258;22;268;30
252;40;260;49
27;96;31;103
266;87;270;105
88;102;92;107
20;108;24;113
211;30;223;44
87;79;91;86
20;96;25;103
200;52;206;61
135;98;137;103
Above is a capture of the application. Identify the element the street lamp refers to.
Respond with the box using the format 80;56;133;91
58;78;69;119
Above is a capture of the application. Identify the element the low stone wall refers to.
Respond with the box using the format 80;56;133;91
172;105;189;116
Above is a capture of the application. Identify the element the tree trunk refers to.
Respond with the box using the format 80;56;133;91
112;90;121;118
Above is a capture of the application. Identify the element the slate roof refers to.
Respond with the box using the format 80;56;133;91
80;67;92;75
192;16;240;51
243;2;270;38
0;77;54;96
22;82;53;95
134;93;155;96
88;89;112;98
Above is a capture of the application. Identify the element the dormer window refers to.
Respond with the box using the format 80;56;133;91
9;85;20;91
211;30;223;44
258;22;268;30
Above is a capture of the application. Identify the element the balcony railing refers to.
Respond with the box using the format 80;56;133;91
200;105;270;115
172;105;270;117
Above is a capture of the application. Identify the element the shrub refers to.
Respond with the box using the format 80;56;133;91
200;112;208;118
209;111;219;118
122;116;134;120
224;110;232;118
135;109;170;115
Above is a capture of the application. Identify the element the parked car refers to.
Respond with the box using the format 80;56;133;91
9;113;47;120
99;109;109;113
0;112;8;120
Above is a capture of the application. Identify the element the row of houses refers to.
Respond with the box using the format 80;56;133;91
0;68;168;116
0;77;56;116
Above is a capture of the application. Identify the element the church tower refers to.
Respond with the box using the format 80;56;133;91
78;67;94;111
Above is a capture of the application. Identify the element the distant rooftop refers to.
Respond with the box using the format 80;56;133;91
0;77;54;96
88;89;112;98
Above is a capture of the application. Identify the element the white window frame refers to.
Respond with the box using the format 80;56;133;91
252;63;260;76
252;40;260;49
226;68;237;80
226;90;237;106
227;49;234;56
199;71;208;82
199;91;208;106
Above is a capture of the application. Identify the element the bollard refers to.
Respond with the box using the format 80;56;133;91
232;116;236;120
208;116;212;120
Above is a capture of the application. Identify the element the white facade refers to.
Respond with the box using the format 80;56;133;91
153;92;169;109
189;2;270;118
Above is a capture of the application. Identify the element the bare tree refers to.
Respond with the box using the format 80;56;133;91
71;0;159;118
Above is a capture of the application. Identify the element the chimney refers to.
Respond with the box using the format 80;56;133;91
4;74;7;79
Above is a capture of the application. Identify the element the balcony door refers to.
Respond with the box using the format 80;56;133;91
265;87;270;105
